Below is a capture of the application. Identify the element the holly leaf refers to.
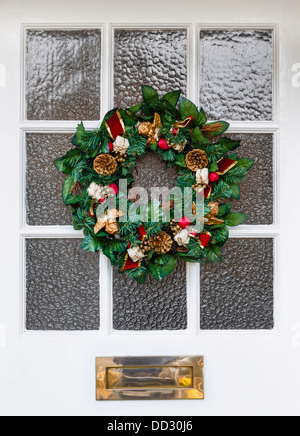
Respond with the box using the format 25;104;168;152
142;85;159;105
225;212;248;227
161;90;181;107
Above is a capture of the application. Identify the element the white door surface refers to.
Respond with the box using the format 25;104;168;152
0;0;299;416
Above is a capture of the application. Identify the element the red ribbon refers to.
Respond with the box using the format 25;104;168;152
199;232;211;249
216;157;237;175
105;110;125;141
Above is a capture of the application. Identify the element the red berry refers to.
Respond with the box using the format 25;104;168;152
109;183;119;195
98;197;105;203
209;172;219;183
179;217;192;229
108;142;114;152
172;128;179;136
158;138;169;150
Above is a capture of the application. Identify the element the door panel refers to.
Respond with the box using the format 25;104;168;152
0;0;299;416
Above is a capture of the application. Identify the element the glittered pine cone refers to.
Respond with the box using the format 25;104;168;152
149;231;173;255
93;154;118;176
185;149;208;172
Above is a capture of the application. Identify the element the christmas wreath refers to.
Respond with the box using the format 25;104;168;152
54;86;254;283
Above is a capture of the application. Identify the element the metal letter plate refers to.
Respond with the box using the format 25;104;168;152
96;356;204;401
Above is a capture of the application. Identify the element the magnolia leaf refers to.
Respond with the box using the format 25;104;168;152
235;158;255;171
161;90;181;107
142;85;159;104
179;98;200;124
81;234;103;252
160;256;178;278
225;212;248;227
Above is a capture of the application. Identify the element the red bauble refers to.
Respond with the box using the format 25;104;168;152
109;183;119;195
179;217;192;229
108;142;114;152
158;138;169;150
209;172;220;183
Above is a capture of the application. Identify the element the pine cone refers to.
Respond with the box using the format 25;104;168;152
185;149;208;172
94;154;118;176
149;231;173;254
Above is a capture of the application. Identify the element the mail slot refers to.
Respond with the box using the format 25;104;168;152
96;356;204;401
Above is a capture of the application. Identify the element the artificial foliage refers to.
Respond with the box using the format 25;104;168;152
54;86;254;283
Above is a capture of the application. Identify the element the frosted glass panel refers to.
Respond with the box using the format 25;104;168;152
113;260;187;330
200;238;274;330
26;239;100;330
132;152;178;196
114;29;187;108
26;133;73;226
199;30;273;121
26;29;101;120
228;133;274;225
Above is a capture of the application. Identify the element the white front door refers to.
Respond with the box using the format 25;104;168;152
0;0;299;416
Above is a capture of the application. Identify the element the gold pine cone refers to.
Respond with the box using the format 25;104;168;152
185;149;208;172
149;231;173;255
94;154;118;176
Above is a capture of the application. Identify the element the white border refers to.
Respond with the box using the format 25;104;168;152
20;22;280;338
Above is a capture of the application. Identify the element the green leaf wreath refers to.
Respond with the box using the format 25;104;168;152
54;86;254;284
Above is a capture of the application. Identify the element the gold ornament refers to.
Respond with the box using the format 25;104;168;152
94;209;125;236
205;201;225;226
138;113;162;145
185;149;208;172
170;219;181;236
94;154;118;176
148;231;173;254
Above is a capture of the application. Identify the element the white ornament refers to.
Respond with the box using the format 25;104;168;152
174;229;190;247
127;246;145;263
196;168;209;185
113;136;130;154
172;139;187;153
87;182;102;201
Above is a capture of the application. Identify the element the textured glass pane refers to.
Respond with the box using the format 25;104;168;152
26;29;101;120
114;29;187;108
132;152;178;197
113;260;187;330
200;238;274;330
228;133;273;225
26;239;100;330
199;30;273;121
26;133;73;226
